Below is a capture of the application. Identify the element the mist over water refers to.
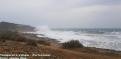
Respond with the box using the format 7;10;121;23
35;26;121;51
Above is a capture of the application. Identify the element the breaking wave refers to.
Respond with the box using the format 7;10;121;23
35;26;121;51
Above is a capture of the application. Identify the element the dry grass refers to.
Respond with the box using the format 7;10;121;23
0;40;121;59
41;45;121;59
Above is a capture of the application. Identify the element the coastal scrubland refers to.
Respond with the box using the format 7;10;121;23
0;22;121;59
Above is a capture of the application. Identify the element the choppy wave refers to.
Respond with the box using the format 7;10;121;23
34;27;121;51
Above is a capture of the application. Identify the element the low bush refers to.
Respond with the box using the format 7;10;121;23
26;39;37;46
0;31;18;41
62;40;84;49
37;40;50;46
0;30;49;46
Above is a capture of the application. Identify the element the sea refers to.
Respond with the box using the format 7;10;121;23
34;27;121;51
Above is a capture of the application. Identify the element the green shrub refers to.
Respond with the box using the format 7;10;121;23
37;40;50;46
14;35;27;42
0;31;18;41
0;30;46;47
26;39;37;46
62;40;84;49
0;30;28;42
0;39;6;42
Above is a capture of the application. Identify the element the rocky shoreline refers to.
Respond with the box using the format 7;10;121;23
23;33;121;55
0;31;120;59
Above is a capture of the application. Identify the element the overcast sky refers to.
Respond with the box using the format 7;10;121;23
0;0;121;28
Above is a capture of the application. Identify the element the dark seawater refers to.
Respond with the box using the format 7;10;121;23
36;28;121;51
53;28;121;33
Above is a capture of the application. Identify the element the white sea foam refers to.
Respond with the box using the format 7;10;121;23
34;26;121;51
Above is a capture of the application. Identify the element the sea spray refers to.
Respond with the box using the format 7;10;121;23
35;27;121;51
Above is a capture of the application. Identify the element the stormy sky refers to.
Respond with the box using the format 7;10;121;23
0;0;121;28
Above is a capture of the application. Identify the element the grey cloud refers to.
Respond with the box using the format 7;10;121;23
0;0;120;28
